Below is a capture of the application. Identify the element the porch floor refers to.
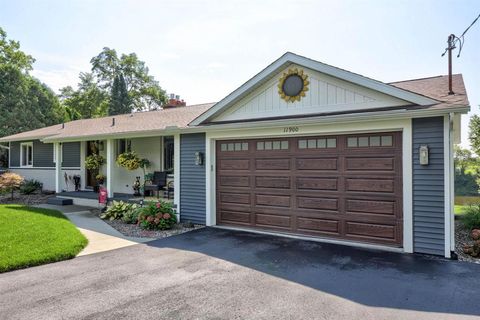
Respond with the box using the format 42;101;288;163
57;191;173;204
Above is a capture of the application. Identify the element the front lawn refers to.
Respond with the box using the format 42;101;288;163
455;205;466;216
0;205;88;273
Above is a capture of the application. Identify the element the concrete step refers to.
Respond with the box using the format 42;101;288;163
47;197;73;206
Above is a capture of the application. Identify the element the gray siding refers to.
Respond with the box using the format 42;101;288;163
180;133;206;224
9;141;20;167
33;140;54;167
62;142;81;168
412;117;445;256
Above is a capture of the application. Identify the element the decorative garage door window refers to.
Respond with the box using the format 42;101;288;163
298;138;336;149
220;142;249;152
347;135;393;148
256;140;289;150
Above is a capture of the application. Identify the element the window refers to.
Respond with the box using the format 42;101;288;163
298;138;336;149
116;139;131;157
220;141;249;152
347;135;393;148
256;140;289;150
163;136;174;173
20;142;33;167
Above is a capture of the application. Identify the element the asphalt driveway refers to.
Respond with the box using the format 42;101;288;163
0;228;479;319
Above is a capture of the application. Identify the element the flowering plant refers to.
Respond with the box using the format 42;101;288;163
138;200;176;230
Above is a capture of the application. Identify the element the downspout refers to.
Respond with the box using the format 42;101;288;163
449;112;456;258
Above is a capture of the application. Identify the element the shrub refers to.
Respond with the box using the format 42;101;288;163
462;204;480;230
100;200;138;221
0;172;24;199
19;179;43;195
138;200;177;230
122;207;142;224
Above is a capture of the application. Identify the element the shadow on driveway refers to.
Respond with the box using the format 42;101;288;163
147;227;479;316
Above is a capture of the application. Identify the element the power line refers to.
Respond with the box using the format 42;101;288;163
442;13;480;58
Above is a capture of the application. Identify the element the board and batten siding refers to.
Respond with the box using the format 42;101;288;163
61;142;81;168
180;133;206;224
412;117;445;256
9;140;54;167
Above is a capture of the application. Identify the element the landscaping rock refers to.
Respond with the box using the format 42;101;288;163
455;220;480;264
471;229;480;240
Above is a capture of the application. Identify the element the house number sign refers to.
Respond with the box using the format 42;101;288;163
283;126;299;133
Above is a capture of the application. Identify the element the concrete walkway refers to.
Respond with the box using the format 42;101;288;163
35;204;154;256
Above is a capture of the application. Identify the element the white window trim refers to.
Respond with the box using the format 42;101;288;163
205;118;414;253
20;142;33;168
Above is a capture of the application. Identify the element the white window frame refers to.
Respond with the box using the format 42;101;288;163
20;142;33;167
116;139;132;157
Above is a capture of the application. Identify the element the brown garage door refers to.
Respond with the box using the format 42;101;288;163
216;132;403;247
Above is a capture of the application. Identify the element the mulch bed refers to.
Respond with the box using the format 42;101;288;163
90;208;203;239
455;220;480;264
0;191;54;206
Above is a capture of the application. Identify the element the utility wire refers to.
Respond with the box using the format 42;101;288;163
441;13;480;57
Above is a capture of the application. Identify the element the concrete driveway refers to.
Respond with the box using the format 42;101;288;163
0;228;478;319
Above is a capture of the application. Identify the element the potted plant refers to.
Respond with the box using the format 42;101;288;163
116;151;150;195
95;174;106;185
85;154;105;192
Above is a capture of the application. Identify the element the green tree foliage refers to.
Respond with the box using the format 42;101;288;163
59;72;108;119
109;74;131;115
0;27;63;138
454;146;480;196
91;47;167;112
469;114;480;156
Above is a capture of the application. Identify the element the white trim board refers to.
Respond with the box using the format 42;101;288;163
205;118;414;253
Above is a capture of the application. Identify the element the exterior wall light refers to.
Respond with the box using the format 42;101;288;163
419;145;429;166
195;152;204;166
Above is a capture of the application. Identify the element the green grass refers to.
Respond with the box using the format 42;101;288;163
455;205;467;216
0;205;88;273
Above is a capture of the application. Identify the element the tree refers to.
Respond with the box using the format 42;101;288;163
91;47;167;111
0;27;63;137
59;72;109;119
469;114;480;156
0;27;35;72
109;74;131;115
454;146;480;196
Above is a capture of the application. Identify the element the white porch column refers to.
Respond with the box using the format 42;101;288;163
106;139;114;198
54;142;62;193
173;134;180;218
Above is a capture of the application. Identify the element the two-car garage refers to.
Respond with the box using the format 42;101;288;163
216;132;403;247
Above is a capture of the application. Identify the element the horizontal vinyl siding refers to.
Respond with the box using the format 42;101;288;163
62;142;81;168
33;140;54;167
9;142;20;167
412;117;445;256
180;133;206;224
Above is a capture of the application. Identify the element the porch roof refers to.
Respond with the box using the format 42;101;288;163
0;103;214;142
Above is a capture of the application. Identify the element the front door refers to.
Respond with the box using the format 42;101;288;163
86;141;98;189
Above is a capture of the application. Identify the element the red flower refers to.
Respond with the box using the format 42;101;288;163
156;202;161;208
146;216;154;222
163;213;171;220
154;218;160;224
155;213;162;219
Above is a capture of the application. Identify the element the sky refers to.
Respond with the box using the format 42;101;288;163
0;0;478;147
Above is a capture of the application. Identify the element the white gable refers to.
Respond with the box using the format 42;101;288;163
212;64;409;122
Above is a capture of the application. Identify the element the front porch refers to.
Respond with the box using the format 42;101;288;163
55;190;174;207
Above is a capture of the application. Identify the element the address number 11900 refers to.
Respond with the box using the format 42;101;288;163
283;126;299;133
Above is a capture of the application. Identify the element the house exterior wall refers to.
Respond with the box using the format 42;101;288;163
9;168;56;190
9;141;20;167
33;140;54;167
412;117;445;256
180;133;206;224
62;142;81;168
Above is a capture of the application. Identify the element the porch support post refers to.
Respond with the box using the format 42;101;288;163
106;139;114;198
54;142;62;193
174;134;180;219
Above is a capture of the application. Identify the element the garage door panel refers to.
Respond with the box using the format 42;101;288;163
255;214;291;228
345;157;395;171
256;194;291;208
219;176;250;187
216;131;403;247
219;192;251;205
296;177;338;191
220;211;251;224
255;176;291;189
255;158;291;170
296;158;338;171
297;196;338;211
345;222;397;241
297;217;340;234
346;178;395;193
219;159;250;170
346;199;395;216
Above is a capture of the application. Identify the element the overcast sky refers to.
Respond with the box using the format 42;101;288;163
0;0;478;146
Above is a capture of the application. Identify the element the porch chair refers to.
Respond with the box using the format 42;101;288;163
143;171;167;198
